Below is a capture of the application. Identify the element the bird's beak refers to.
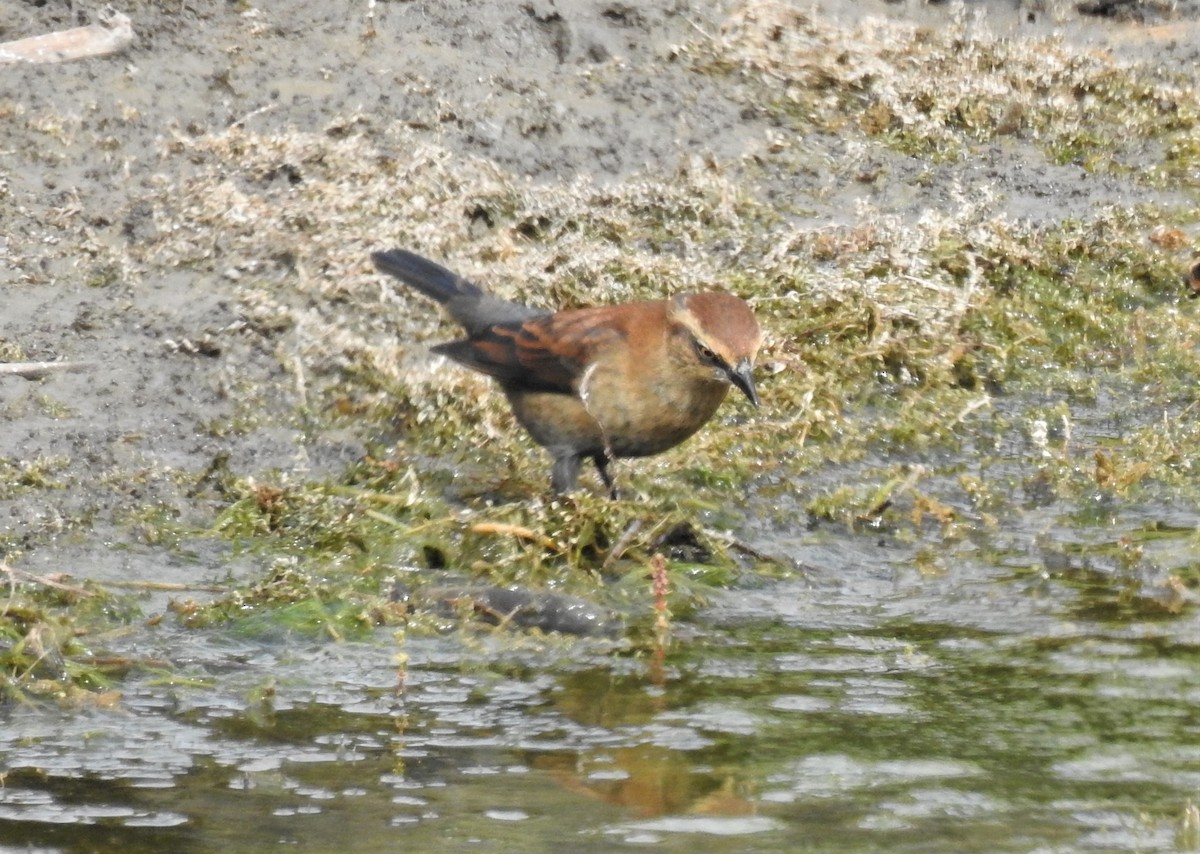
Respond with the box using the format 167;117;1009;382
727;359;759;406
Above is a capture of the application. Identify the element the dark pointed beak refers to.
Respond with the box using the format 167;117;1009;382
727;359;759;406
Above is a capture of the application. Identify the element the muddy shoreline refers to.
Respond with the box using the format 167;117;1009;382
0;0;1197;590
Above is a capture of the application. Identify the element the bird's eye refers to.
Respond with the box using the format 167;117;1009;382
694;341;718;364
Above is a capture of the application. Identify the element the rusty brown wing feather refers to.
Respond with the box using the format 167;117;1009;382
432;308;624;394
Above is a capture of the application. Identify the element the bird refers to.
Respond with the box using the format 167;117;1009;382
371;249;763;497
1185;260;1200;299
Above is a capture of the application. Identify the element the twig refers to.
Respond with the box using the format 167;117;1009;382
953;394;992;425
98;580;228;593
699;527;782;564
602;518;644;570
229;102;279;129
331;486;415;505
73;655;172;669
469;522;562;552
0;6;134;65
0;361;93;379
684;16;716;42
0;563;95;597
291;346;308;410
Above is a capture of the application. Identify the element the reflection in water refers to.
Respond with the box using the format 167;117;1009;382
535;745;756;819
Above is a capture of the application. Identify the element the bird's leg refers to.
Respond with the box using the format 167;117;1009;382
593;453;619;500
551;453;583;495
577;365;619;498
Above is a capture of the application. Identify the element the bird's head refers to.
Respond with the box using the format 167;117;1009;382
668;292;763;405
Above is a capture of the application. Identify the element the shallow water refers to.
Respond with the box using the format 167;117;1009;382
3;471;1199;853
4;386;1200;854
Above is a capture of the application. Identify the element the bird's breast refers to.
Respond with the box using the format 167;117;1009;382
605;374;730;456
506;360;730;458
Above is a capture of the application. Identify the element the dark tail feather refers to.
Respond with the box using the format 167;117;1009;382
371;249;485;304
372;248;545;334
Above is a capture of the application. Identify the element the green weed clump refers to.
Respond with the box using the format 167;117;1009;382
0;566;136;706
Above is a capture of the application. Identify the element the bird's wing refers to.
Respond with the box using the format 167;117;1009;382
432;308;624;394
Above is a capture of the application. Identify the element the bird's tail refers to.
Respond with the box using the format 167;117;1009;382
371;249;485;303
